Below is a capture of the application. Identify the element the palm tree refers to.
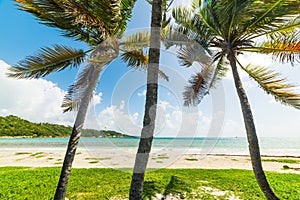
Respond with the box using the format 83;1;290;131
172;0;300;199
8;0;137;199
129;0;165;199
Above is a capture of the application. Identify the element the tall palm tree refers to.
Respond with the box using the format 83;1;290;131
8;0;137;199
172;0;300;199
129;0;164;199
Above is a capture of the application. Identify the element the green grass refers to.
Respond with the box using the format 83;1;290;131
84;157;98;160
0;167;300;199
262;158;300;164
185;158;198;161
30;152;44;158
88;161;100;164
14;152;31;155
152;154;169;160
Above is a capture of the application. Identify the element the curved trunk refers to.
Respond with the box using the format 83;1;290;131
129;0;163;199
228;52;279;200
54;65;101;200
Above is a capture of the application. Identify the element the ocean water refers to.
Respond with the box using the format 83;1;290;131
1;137;300;156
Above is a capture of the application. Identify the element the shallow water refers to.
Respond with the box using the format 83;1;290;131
1;137;299;156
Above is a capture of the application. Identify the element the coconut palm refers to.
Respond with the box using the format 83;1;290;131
172;0;300;199
129;0;164;199
8;0;137;199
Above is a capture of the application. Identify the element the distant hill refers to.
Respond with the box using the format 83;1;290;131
0;115;134;138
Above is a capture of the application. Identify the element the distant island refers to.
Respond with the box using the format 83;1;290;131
0;115;134;138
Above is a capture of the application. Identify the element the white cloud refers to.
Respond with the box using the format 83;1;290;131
91;99;218;138
94;103;142;135
0;60;74;125
137;90;146;97
0;60;101;127
119;100;125;110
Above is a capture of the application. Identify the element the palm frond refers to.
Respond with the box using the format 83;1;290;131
15;0;134;44
121;49;148;68
15;0;100;45
177;44;211;67
89;37;120;64
121;49;169;81
118;0;138;34
183;66;212;106
63;38;120;112
122;32;151;51
62;2;108;35
209;54;229;88
162;26;191;49
62;64;102;112
172;7;216;50
241;64;300;109
240;0;300;39
65;0;122;36
256;31;300;65
7;45;87;79
172;7;192;27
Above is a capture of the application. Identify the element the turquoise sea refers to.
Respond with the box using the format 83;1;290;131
1;137;300;156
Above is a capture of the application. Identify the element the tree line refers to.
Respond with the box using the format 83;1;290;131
0;115;130;138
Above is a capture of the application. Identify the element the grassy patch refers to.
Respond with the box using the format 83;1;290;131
85;157;111;164
0;167;300;199
30;152;44;158
262;158;300;164
15;152;31;155
152;154;169;160
85;157;97;160
185;158;198;161
54;162;63;165
88;161;99;164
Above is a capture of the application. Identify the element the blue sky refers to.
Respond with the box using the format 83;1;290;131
0;0;300;138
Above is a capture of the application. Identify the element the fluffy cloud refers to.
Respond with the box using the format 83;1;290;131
0;60;101;127
90;99;218;138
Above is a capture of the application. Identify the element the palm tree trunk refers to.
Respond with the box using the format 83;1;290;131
54;65;101;200
228;52;279;200
129;0;162;199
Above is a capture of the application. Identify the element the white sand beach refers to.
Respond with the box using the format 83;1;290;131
1;148;300;173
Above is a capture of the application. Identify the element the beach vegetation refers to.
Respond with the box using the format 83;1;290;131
88;161;99;164
30;152;45;158
172;0;300;198
0;115;131;138
262;158;300;164
185;158;198;161
14;152;31;155
152;154;170;160
1;167;300;199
